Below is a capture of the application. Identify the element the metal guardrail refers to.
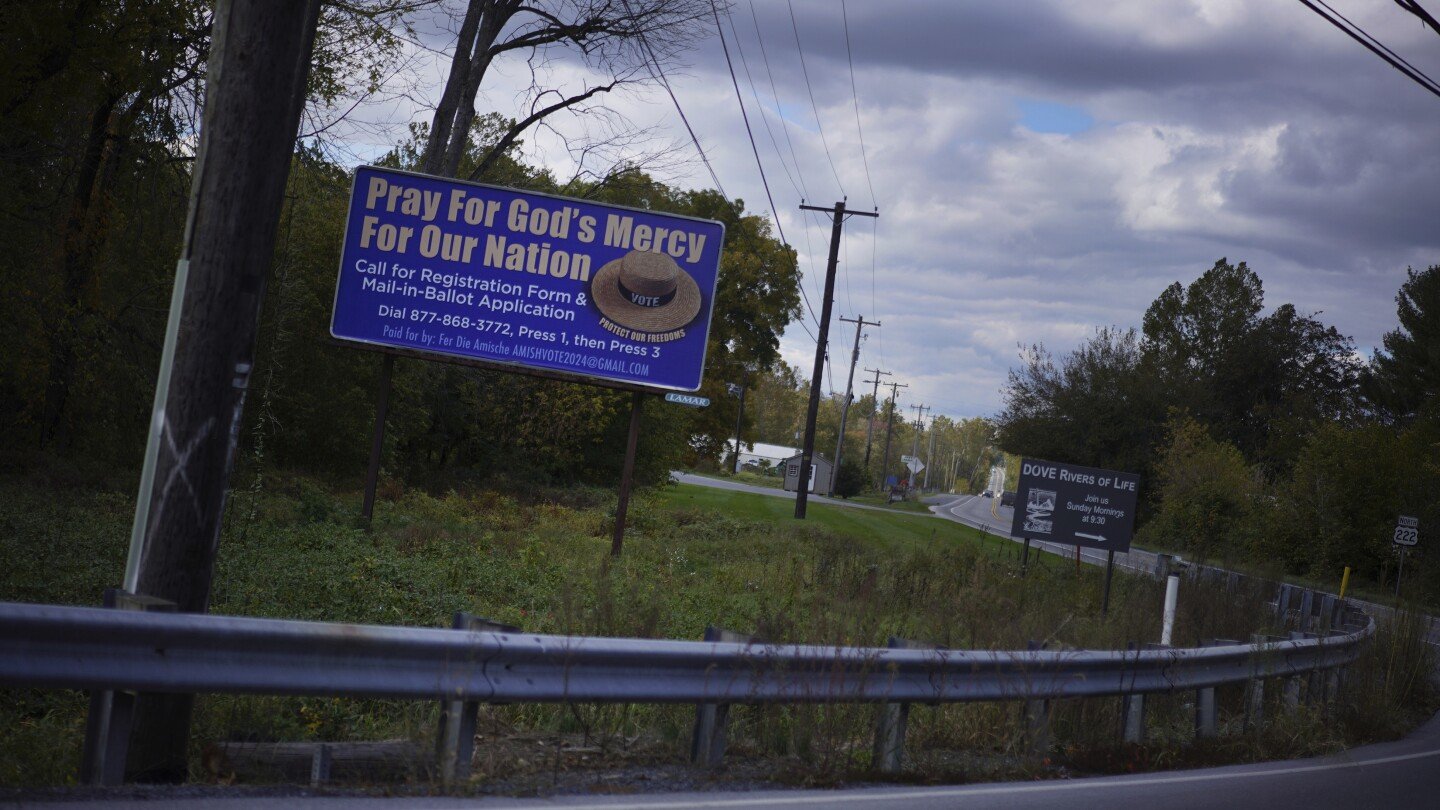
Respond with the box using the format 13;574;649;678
0;598;1374;784
0;600;1372;704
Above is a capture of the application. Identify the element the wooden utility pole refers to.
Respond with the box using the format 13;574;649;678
829;316;879;494
795;201;878;519
123;0;323;782
907;404;928;490
729;375;749;474
877;380;907;492
923;417;938;490
860;367;890;468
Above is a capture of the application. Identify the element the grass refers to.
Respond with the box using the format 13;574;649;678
658;484;992;550
0;471;1434;791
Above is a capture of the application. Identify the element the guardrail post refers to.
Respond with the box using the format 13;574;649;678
79;589;176;786
1297;590;1314;634
1194;640;1236;740
692;627;756;766
1120;642;1145;744
1275;584;1293;625
436;613;519;787
1318;595;1336;634
872;637;936;774
309;743;332;787
1022;641;1051;757
1245;634;1266;731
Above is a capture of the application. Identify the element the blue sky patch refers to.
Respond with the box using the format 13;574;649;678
1016;99;1094;135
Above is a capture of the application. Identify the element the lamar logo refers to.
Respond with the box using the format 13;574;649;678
1025;488;1056;534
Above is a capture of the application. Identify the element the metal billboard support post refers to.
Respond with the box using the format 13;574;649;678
611;392;644;556
1021;537;1031;575
1395;547;1406;600
361;353;394;523
1102;550;1116;617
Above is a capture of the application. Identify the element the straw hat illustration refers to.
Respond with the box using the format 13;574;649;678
590;249;702;334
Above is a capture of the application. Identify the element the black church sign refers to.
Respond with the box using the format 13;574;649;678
1009;458;1141;552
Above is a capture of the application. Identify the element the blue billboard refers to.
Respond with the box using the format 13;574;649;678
330;166;725;392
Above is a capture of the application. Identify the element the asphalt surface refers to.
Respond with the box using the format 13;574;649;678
23;710;1440;808
668;472;907;514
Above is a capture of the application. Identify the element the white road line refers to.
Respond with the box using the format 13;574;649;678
462;746;1440;809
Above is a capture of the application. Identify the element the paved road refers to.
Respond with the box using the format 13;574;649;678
933;493;1161;576
35;710;1440;808
669;472;909;515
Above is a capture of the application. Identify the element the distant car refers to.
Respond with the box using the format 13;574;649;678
1000;491;1016;507
981;490;993;498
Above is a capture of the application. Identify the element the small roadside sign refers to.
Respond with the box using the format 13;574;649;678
1010;457;1141;552
664;392;710;408
902;455;925;474
1394;515;1419;547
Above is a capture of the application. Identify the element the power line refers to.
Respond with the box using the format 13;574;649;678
840;0;877;208
709;1;790;254
723;6;803;200
623;0;730;197
1295;0;1440;99
786;0;846;196
748;0;810;199
708;0;821;344
1314;0;1440;86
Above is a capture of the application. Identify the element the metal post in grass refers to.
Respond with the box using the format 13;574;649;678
872;636;940;773
79;589;176;786
611;391;645;557
1022;641;1051;757
1297;590;1314;634
437;613;520;786
1121;642;1145;744
691;627;756;766
1101;550;1116;617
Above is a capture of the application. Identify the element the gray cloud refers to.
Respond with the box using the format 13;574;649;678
330;0;1440;419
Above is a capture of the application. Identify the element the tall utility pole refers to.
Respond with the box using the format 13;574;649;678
907;404;928;491
122;0;324;782
728;374;749;474
795;200;878;519
878;380;907;491
860;367;890;467
829;316;880;494
923;418;938;491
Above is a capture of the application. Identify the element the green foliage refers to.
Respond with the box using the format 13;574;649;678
1363;264;1440;425
1138;415;1258;564
832;458;866;499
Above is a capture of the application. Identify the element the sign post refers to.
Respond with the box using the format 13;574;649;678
330;166;725;549
1393;515;1419;599
1009;458;1141;609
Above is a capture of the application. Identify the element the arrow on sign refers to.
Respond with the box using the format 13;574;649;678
1076;533;1106;543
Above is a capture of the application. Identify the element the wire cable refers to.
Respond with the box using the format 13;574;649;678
625;2;731;197
710;0;791;253
1295;0;1440;99
749;0;811;199
840;0;877;208
786;0;846;196
1314;0;1440;87
723;6;804;200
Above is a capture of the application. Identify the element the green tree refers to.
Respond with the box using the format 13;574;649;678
1363;265;1440;425
1138;416;1258;564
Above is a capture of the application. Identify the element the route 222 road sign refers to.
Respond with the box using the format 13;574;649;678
1394;515;1419;547
1009;458;1141;552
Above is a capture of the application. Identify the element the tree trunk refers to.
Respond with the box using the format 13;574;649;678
419;0;484;175
126;0;321;782
39;92;119;449
438;5;511;177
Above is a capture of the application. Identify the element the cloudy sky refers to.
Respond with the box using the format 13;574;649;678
342;0;1440;419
